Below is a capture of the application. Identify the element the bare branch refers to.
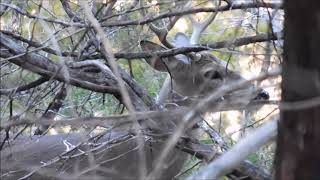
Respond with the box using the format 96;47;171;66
1;2;282;29
0;77;48;95
188;118;278;180
0;3;83;27
100;2;283;28
0;33;120;95
1;29;282;60
34;85;67;135
80;1;141;112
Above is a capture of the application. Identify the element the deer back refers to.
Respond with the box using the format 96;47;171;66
1;132;187;180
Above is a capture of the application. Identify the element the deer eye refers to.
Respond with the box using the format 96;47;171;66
189;52;202;62
204;70;222;80
194;53;201;61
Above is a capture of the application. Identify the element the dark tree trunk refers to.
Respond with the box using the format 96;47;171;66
275;0;320;180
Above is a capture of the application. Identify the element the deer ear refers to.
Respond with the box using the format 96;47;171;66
140;40;191;72
140;40;165;52
172;33;192;64
140;40;168;72
174;32;191;47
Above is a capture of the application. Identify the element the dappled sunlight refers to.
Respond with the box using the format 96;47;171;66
0;17;4;30
69;0;77;4
236;55;255;79
46;116;73;135
174;18;188;33
203;112;221;124
254;105;279;121
224;111;242;141
237;49;267;79
189;0;215;22
204;111;242;141
30;9;37;15
94;110;105;117
114;1;124;11
150;0;158;5
48;128;58;135
260;76;282;99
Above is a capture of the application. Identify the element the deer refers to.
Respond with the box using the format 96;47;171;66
0;4;270;180
0;32;269;180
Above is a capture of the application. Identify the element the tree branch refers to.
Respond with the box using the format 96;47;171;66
188;118;278;180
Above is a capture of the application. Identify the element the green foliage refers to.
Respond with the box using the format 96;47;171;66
58;37;74;51
247;152;274;171
257;21;269;33
212;50;237;65
205;22;245;42
179;157;201;180
200;138;214;145
248;153;260;165
51;1;65;17
119;59;166;97
12;0;28;9
65;87;119;117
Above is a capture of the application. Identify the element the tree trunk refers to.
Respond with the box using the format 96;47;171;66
275;0;320;180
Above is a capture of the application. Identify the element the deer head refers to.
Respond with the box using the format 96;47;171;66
141;32;269;108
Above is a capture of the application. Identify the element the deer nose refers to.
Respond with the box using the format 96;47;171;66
203;70;223;80
255;90;270;100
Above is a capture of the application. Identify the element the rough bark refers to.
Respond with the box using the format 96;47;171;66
275;0;320;179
